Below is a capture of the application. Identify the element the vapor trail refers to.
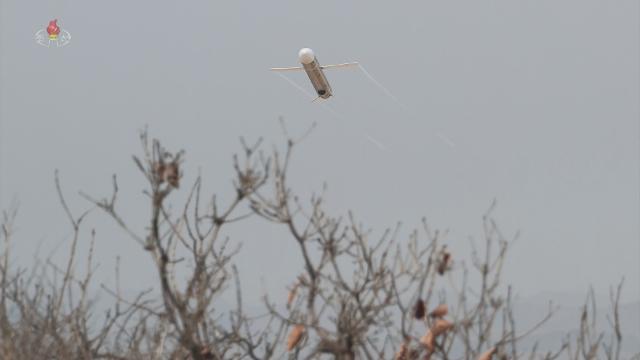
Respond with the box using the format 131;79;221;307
275;72;316;100
437;132;456;148
318;101;387;151
358;64;410;113
274;73;387;151
364;133;387;151
357;64;456;149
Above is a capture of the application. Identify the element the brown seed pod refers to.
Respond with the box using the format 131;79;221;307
430;319;454;337
287;324;305;351
437;251;451;275
414;298;426;319
429;304;448;318
478;347;497;360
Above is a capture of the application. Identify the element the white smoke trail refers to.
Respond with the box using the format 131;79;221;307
275;72;316;100
358;64;411;114
437;132;456;148
319;101;387;151
357;64;456;149
274;72;387;151
364;133;387;151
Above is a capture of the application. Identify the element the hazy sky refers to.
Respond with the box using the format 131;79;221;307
0;0;638;306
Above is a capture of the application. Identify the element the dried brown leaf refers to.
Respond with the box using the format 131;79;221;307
429;304;448;318
287;324;305;351
419;330;435;352
287;282;299;309
478;347;497;360
430;319;454;337
164;163;180;188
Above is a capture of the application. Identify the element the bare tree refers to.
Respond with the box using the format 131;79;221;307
0;127;635;359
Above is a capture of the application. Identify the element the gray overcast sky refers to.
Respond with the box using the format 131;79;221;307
0;0;638;305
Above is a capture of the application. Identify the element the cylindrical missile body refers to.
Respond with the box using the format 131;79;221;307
302;59;332;99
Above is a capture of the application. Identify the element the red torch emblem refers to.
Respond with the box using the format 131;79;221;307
47;19;61;40
35;19;71;47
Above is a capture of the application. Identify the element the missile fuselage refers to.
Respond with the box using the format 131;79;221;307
297;48;332;99
301;58;332;99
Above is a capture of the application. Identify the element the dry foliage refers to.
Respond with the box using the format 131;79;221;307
287;325;305;351
429;304;448;319
0;127;634;359
478;347;497;360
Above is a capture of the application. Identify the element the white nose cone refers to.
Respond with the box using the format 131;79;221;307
298;48;315;64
